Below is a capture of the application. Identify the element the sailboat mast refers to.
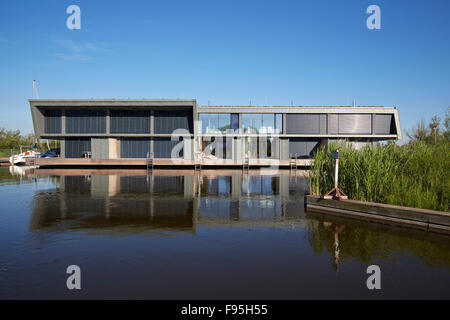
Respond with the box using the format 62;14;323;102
33;80;39;99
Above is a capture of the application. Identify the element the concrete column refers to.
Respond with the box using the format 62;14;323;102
372;113;376;135
280;138;289;160
273;137;280;159
327;114;331;134
150;111;154;157
235;137;244;161
150;110;154;134
184;138;193;160
61;109;66;134
109;138;119;159
60;139;65;158
226;135;233;160
106;109;110;134
92;138;109;159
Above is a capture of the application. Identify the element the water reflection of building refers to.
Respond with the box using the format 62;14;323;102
30;171;309;234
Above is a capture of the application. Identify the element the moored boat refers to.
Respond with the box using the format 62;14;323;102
9;150;40;166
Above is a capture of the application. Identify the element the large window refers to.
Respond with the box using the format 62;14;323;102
231;114;239;131
201;137;231;159
242;114;282;134
200;114;232;133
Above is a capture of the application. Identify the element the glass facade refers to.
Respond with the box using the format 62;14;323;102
200;114;233;133
201;137;231;159
231;114;239;131
242;114;282;134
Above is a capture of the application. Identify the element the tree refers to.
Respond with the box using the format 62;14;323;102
407;118;428;142
429;115;441;144
445;108;450;141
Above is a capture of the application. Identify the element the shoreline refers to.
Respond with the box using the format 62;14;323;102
305;195;450;235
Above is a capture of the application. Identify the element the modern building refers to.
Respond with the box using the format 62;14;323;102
29;99;401;163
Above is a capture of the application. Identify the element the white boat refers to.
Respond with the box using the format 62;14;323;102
9;150;40;165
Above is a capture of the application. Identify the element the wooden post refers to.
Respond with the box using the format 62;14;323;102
334;151;339;189
324;149;347;200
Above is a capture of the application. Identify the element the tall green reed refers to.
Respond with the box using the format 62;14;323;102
309;141;449;212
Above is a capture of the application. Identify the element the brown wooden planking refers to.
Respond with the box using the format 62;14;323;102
33;168;309;177
34;158;313;167
306;195;450;234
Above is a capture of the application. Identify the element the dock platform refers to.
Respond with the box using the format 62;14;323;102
33;158;313;168
305;195;450;235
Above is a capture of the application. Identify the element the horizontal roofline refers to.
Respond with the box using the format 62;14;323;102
29;99;196;102
200;105;392;108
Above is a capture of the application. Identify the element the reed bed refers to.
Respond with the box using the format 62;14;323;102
309;141;449;212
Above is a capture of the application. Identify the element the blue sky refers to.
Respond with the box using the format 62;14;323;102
0;0;449;137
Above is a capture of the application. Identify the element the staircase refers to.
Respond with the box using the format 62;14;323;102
242;156;250;171
146;152;154;171
194;151;202;171
290;153;298;171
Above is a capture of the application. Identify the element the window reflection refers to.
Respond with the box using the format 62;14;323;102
200;114;231;133
200;113;282;134
242;114;282;134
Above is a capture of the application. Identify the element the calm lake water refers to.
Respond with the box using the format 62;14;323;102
0;166;449;299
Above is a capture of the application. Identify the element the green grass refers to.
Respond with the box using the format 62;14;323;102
309;141;449;212
0;150;13;158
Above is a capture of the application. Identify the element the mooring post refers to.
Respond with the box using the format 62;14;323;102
334;149;339;189
324;149;347;200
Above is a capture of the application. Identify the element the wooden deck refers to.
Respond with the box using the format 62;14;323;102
305;195;450;235
34;157;313;168
32;168;310;177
